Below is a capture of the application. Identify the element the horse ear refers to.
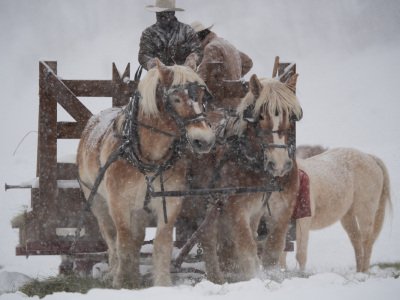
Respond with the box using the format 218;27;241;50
184;53;197;71
249;74;262;98
157;59;174;87
286;73;299;93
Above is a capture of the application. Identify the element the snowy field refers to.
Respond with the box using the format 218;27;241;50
1;0;399;299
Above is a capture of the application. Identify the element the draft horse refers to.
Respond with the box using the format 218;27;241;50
280;148;391;273
198;73;303;283
77;60;215;288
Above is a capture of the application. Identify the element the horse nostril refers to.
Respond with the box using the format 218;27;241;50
285;160;293;171
193;139;203;149
267;161;276;171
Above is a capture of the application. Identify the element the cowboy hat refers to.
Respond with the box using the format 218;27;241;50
190;21;214;33
146;0;184;12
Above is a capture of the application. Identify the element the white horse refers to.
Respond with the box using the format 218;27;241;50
280;148;391;272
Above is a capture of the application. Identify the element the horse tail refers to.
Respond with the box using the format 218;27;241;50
369;154;392;240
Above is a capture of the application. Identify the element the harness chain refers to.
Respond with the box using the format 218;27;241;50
173;133;278;269
72;86;201;252
74;81;211;250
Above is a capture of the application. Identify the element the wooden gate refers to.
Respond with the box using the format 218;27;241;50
12;61;137;256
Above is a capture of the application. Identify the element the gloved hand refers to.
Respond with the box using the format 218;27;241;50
146;58;159;70
184;53;198;71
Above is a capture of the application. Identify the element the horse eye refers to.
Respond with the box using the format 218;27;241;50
174;97;181;104
259;114;264;120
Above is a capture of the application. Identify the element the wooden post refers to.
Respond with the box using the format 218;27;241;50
112;63;131;107
272;56;280;78
36;61;58;239
276;61;297;160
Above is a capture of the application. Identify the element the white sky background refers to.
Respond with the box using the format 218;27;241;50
0;0;400;298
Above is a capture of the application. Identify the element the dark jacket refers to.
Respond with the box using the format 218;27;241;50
138;17;202;70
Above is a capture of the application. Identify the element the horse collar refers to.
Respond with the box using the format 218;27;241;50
121;90;187;175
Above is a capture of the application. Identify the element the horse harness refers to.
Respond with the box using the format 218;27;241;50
210;128;281;214
78;80;211;229
172;115;286;269
242;104;298;160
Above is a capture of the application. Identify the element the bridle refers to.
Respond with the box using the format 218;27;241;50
255;126;296;160
242;104;297;162
122;81;212;173
122;81;213;221
162;82;212;128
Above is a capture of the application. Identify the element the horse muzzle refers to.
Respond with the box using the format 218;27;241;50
187;127;216;154
264;158;293;177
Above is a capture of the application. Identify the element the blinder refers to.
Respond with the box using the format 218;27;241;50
165;82;213;107
243;104;256;123
241;104;299;161
163;82;213;128
290;107;303;121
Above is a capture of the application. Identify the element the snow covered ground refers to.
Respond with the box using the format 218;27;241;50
1;0;399;299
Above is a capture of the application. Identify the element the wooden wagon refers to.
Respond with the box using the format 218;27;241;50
7;57;297;275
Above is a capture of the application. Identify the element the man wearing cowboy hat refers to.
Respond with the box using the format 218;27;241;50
191;21;253;110
138;0;202;70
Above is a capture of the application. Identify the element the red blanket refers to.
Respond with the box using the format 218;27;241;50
292;169;311;219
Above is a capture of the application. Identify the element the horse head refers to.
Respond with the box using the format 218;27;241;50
137;59;215;154
240;74;302;177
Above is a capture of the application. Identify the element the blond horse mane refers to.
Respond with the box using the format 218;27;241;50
230;78;302;136
137;65;206;117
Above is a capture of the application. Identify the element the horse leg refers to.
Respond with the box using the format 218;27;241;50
295;217;312;272
111;204;146;289
354;202;380;273
361;214;386;272
90;194;118;278
80;186;117;278
279;252;288;270
340;209;364;272
226;202;260;281
360;178;389;273
261;223;289;269
361;155;391;272
235;224;260;281
217;224;237;278
200;207;225;284
261;196;293;270
152;197;182;286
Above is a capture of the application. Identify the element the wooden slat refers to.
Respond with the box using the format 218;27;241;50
278;62;296;83
41;62;93;124
62;79;137;99
57;163;78;180
16;240;107;256
57;121;85;139
62;80;113;97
